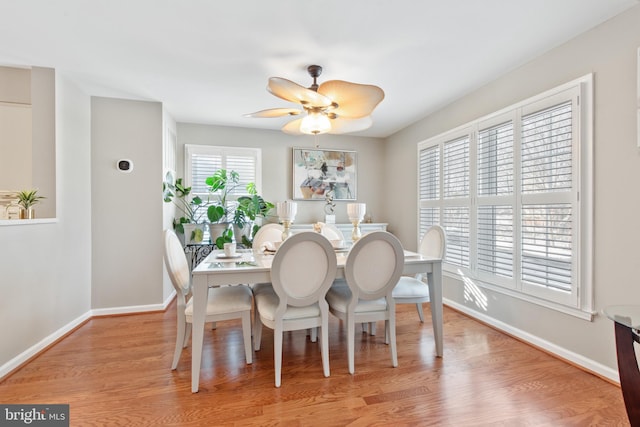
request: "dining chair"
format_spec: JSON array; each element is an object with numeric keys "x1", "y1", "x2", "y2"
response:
[
  {"x1": 250, "y1": 223, "x2": 283, "y2": 331},
  {"x1": 326, "y1": 231, "x2": 404, "y2": 374},
  {"x1": 392, "y1": 225, "x2": 446, "y2": 322},
  {"x1": 253, "y1": 231, "x2": 337, "y2": 387},
  {"x1": 252, "y1": 223, "x2": 283, "y2": 253},
  {"x1": 163, "y1": 229, "x2": 253, "y2": 370},
  {"x1": 320, "y1": 223, "x2": 343, "y2": 240}
]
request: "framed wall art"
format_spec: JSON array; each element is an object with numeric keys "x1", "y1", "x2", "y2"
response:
[{"x1": 292, "y1": 148, "x2": 357, "y2": 200}]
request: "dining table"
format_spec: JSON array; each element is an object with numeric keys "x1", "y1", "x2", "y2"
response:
[{"x1": 189, "y1": 247, "x2": 443, "y2": 393}]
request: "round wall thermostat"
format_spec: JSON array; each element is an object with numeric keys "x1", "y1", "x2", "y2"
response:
[{"x1": 116, "y1": 159, "x2": 133, "y2": 173}]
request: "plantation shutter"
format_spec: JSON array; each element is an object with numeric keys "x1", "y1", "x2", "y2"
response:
[
  {"x1": 442, "y1": 136, "x2": 470, "y2": 267},
  {"x1": 477, "y1": 121, "x2": 514, "y2": 279},
  {"x1": 520, "y1": 101, "x2": 573, "y2": 291}
]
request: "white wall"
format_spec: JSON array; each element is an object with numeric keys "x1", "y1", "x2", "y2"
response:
[
  {"x1": 176, "y1": 124, "x2": 388, "y2": 227},
  {"x1": 385, "y1": 5, "x2": 640, "y2": 377},
  {"x1": 0, "y1": 73, "x2": 91, "y2": 373},
  {"x1": 91, "y1": 97, "x2": 164, "y2": 310}
]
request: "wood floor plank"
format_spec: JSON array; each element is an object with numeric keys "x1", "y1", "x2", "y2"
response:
[{"x1": 0, "y1": 301, "x2": 629, "y2": 426}]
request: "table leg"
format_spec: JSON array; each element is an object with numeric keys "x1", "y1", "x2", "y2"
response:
[
  {"x1": 427, "y1": 261, "x2": 443, "y2": 357},
  {"x1": 191, "y1": 278, "x2": 208, "y2": 393},
  {"x1": 614, "y1": 322, "x2": 640, "y2": 426}
]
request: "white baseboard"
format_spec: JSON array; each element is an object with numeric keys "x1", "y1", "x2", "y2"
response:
[
  {"x1": 444, "y1": 298, "x2": 620, "y2": 384},
  {"x1": 91, "y1": 291, "x2": 176, "y2": 317},
  {"x1": 0, "y1": 292, "x2": 176, "y2": 380},
  {"x1": 0, "y1": 310, "x2": 92, "y2": 379}
]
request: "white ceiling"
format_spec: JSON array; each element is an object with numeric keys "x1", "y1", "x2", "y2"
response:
[{"x1": 0, "y1": 0, "x2": 637, "y2": 137}]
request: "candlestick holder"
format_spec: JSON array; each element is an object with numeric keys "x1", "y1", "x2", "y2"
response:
[
  {"x1": 347, "y1": 203, "x2": 366, "y2": 242},
  {"x1": 277, "y1": 201, "x2": 297, "y2": 241}
]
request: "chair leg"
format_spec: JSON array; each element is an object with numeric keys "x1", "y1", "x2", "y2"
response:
[
  {"x1": 310, "y1": 327, "x2": 318, "y2": 342},
  {"x1": 241, "y1": 311, "x2": 253, "y2": 364},
  {"x1": 348, "y1": 316, "x2": 356, "y2": 375},
  {"x1": 321, "y1": 320, "x2": 330, "y2": 378},
  {"x1": 416, "y1": 303, "x2": 425, "y2": 323},
  {"x1": 274, "y1": 326, "x2": 283, "y2": 387},
  {"x1": 370, "y1": 322, "x2": 377, "y2": 336},
  {"x1": 389, "y1": 313, "x2": 398, "y2": 368},
  {"x1": 172, "y1": 319, "x2": 187, "y2": 370},
  {"x1": 183, "y1": 323, "x2": 192, "y2": 348},
  {"x1": 210, "y1": 321, "x2": 217, "y2": 330},
  {"x1": 254, "y1": 315, "x2": 263, "y2": 351}
]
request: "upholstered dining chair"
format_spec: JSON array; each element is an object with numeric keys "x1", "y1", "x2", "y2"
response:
[
  {"x1": 392, "y1": 225, "x2": 446, "y2": 322},
  {"x1": 163, "y1": 229, "x2": 253, "y2": 370},
  {"x1": 326, "y1": 231, "x2": 404, "y2": 374},
  {"x1": 252, "y1": 223, "x2": 283, "y2": 253},
  {"x1": 250, "y1": 223, "x2": 283, "y2": 331},
  {"x1": 253, "y1": 232, "x2": 337, "y2": 387}
]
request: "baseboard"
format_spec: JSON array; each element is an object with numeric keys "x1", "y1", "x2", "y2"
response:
[
  {"x1": 0, "y1": 292, "x2": 176, "y2": 381},
  {"x1": 444, "y1": 298, "x2": 620, "y2": 384},
  {"x1": 0, "y1": 310, "x2": 92, "y2": 379},
  {"x1": 91, "y1": 291, "x2": 176, "y2": 317}
]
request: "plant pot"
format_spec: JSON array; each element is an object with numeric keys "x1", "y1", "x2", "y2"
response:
[
  {"x1": 209, "y1": 222, "x2": 233, "y2": 247},
  {"x1": 183, "y1": 223, "x2": 206, "y2": 244}
]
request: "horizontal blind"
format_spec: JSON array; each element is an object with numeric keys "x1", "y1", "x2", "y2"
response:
[
  {"x1": 521, "y1": 203, "x2": 572, "y2": 291},
  {"x1": 521, "y1": 102, "x2": 572, "y2": 194},
  {"x1": 419, "y1": 207, "x2": 440, "y2": 239},
  {"x1": 226, "y1": 155, "x2": 257, "y2": 197},
  {"x1": 443, "y1": 136, "x2": 469, "y2": 199},
  {"x1": 443, "y1": 206, "x2": 470, "y2": 267},
  {"x1": 478, "y1": 122, "x2": 513, "y2": 196},
  {"x1": 477, "y1": 205, "x2": 513, "y2": 278},
  {"x1": 191, "y1": 154, "x2": 222, "y2": 194},
  {"x1": 419, "y1": 145, "x2": 440, "y2": 200}
]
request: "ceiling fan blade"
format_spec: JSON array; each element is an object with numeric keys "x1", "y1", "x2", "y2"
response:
[
  {"x1": 243, "y1": 108, "x2": 302, "y2": 118},
  {"x1": 328, "y1": 116, "x2": 373, "y2": 134},
  {"x1": 268, "y1": 77, "x2": 333, "y2": 108},
  {"x1": 318, "y1": 80, "x2": 384, "y2": 118},
  {"x1": 281, "y1": 118, "x2": 304, "y2": 135}
]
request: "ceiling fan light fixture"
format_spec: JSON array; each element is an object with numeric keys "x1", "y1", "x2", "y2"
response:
[{"x1": 300, "y1": 111, "x2": 331, "y2": 135}]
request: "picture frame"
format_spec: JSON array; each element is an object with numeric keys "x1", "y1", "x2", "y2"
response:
[{"x1": 292, "y1": 148, "x2": 357, "y2": 200}]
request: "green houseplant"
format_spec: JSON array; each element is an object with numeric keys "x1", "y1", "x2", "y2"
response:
[
  {"x1": 163, "y1": 176, "x2": 207, "y2": 244},
  {"x1": 16, "y1": 189, "x2": 45, "y2": 219},
  {"x1": 205, "y1": 169, "x2": 241, "y2": 248},
  {"x1": 234, "y1": 182, "x2": 275, "y2": 247},
  {"x1": 205, "y1": 169, "x2": 274, "y2": 249}
]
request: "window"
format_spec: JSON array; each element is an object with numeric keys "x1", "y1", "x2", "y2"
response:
[
  {"x1": 418, "y1": 75, "x2": 593, "y2": 316},
  {"x1": 184, "y1": 145, "x2": 262, "y2": 240}
]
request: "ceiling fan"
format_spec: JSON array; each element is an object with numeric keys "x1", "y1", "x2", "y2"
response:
[{"x1": 244, "y1": 65, "x2": 384, "y2": 135}]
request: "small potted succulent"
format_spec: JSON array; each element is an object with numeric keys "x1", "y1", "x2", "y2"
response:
[{"x1": 16, "y1": 189, "x2": 45, "y2": 219}]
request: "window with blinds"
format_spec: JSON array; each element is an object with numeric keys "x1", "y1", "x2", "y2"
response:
[
  {"x1": 184, "y1": 145, "x2": 262, "y2": 241},
  {"x1": 417, "y1": 75, "x2": 592, "y2": 313}
]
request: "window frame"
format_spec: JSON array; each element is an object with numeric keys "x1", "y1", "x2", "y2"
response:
[{"x1": 417, "y1": 74, "x2": 593, "y2": 319}]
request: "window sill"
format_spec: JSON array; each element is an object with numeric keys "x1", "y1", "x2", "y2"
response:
[{"x1": 0, "y1": 218, "x2": 58, "y2": 226}]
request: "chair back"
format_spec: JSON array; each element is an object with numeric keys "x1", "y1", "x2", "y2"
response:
[
  {"x1": 345, "y1": 231, "x2": 404, "y2": 301},
  {"x1": 419, "y1": 225, "x2": 446, "y2": 259},
  {"x1": 321, "y1": 223, "x2": 343, "y2": 241},
  {"x1": 253, "y1": 223, "x2": 283, "y2": 251},
  {"x1": 271, "y1": 232, "x2": 337, "y2": 308},
  {"x1": 163, "y1": 229, "x2": 190, "y2": 296}
]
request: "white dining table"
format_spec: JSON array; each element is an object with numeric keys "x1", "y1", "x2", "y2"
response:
[{"x1": 190, "y1": 248, "x2": 443, "y2": 393}]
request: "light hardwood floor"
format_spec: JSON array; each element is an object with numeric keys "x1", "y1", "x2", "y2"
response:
[{"x1": 0, "y1": 301, "x2": 629, "y2": 426}]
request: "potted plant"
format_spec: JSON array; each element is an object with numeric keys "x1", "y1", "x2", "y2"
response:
[
  {"x1": 234, "y1": 182, "x2": 275, "y2": 247},
  {"x1": 16, "y1": 189, "x2": 45, "y2": 219},
  {"x1": 205, "y1": 169, "x2": 241, "y2": 248},
  {"x1": 163, "y1": 175, "x2": 207, "y2": 244}
]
